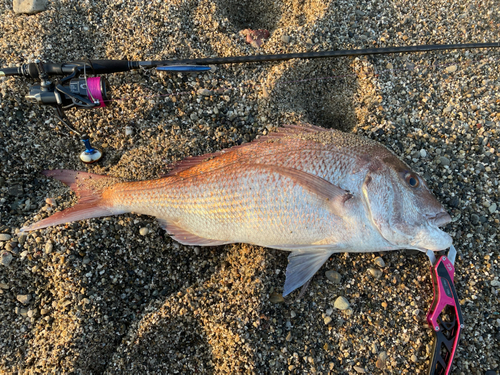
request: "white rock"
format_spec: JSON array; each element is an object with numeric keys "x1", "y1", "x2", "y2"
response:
[
  {"x1": 0, "y1": 234, "x2": 11, "y2": 241},
  {"x1": 445, "y1": 65, "x2": 457, "y2": 73},
  {"x1": 334, "y1": 296, "x2": 350, "y2": 310},
  {"x1": 13, "y1": 0, "x2": 48, "y2": 14},
  {"x1": 139, "y1": 227, "x2": 149, "y2": 236}
]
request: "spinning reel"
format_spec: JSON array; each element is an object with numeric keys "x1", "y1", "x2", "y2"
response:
[{"x1": 25, "y1": 59, "x2": 110, "y2": 163}]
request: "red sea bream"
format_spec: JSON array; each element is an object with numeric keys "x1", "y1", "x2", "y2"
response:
[{"x1": 22, "y1": 124, "x2": 452, "y2": 296}]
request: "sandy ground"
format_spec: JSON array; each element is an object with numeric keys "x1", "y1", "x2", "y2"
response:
[{"x1": 0, "y1": 0, "x2": 499, "y2": 374}]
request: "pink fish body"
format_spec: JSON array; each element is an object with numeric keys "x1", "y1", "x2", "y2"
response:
[{"x1": 22, "y1": 124, "x2": 452, "y2": 295}]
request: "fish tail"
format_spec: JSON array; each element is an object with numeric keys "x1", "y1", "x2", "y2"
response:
[{"x1": 20, "y1": 170, "x2": 124, "y2": 232}]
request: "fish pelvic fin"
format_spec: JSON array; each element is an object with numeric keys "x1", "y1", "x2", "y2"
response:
[
  {"x1": 157, "y1": 219, "x2": 234, "y2": 246},
  {"x1": 283, "y1": 249, "x2": 334, "y2": 297},
  {"x1": 20, "y1": 170, "x2": 124, "y2": 232}
]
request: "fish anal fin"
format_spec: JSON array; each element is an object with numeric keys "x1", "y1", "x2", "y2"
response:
[
  {"x1": 283, "y1": 249, "x2": 334, "y2": 297},
  {"x1": 157, "y1": 219, "x2": 233, "y2": 247}
]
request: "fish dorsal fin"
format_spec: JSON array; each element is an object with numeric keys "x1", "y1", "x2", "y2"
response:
[
  {"x1": 283, "y1": 249, "x2": 334, "y2": 296},
  {"x1": 164, "y1": 123, "x2": 328, "y2": 176},
  {"x1": 157, "y1": 219, "x2": 234, "y2": 247}
]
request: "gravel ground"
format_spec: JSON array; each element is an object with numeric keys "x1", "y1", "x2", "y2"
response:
[{"x1": 1, "y1": 0, "x2": 499, "y2": 374}]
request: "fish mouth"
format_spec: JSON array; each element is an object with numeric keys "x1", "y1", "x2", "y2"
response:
[{"x1": 426, "y1": 211, "x2": 451, "y2": 227}]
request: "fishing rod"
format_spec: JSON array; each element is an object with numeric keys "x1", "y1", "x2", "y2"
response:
[{"x1": 0, "y1": 41, "x2": 498, "y2": 163}]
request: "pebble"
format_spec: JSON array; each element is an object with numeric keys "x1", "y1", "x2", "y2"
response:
[
  {"x1": 411, "y1": 354, "x2": 418, "y2": 362},
  {"x1": 17, "y1": 294, "x2": 31, "y2": 305},
  {"x1": 373, "y1": 257, "x2": 385, "y2": 267},
  {"x1": 419, "y1": 149, "x2": 427, "y2": 158},
  {"x1": 286, "y1": 331, "x2": 292, "y2": 341},
  {"x1": 376, "y1": 351, "x2": 388, "y2": 369},
  {"x1": 197, "y1": 89, "x2": 212, "y2": 96},
  {"x1": 45, "y1": 198, "x2": 56, "y2": 206},
  {"x1": 324, "y1": 316, "x2": 332, "y2": 325},
  {"x1": 269, "y1": 292, "x2": 284, "y2": 304},
  {"x1": 439, "y1": 156, "x2": 451, "y2": 166},
  {"x1": 45, "y1": 242, "x2": 53, "y2": 254},
  {"x1": 471, "y1": 214, "x2": 480, "y2": 225},
  {"x1": 0, "y1": 233, "x2": 11, "y2": 241},
  {"x1": 445, "y1": 65, "x2": 458, "y2": 73},
  {"x1": 281, "y1": 35, "x2": 291, "y2": 43},
  {"x1": 488, "y1": 203, "x2": 497, "y2": 213},
  {"x1": 125, "y1": 126, "x2": 134, "y2": 136},
  {"x1": 491, "y1": 280, "x2": 500, "y2": 287},
  {"x1": 386, "y1": 62, "x2": 393, "y2": 70},
  {"x1": 139, "y1": 227, "x2": 149, "y2": 236},
  {"x1": 325, "y1": 270, "x2": 341, "y2": 284},
  {"x1": 354, "y1": 366, "x2": 366, "y2": 373},
  {"x1": 1, "y1": 251, "x2": 13, "y2": 267},
  {"x1": 334, "y1": 296, "x2": 350, "y2": 310},
  {"x1": 13, "y1": 0, "x2": 48, "y2": 14},
  {"x1": 368, "y1": 267, "x2": 382, "y2": 279}
]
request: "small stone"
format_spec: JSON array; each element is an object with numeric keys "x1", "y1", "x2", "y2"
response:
[
  {"x1": 0, "y1": 283, "x2": 8, "y2": 289},
  {"x1": 354, "y1": 366, "x2": 366, "y2": 373},
  {"x1": 1, "y1": 251, "x2": 13, "y2": 267},
  {"x1": 334, "y1": 296, "x2": 350, "y2": 310},
  {"x1": 381, "y1": 301, "x2": 388, "y2": 309},
  {"x1": 411, "y1": 354, "x2": 418, "y2": 362},
  {"x1": 470, "y1": 214, "x2": 480, "y2": 225},
  {"x1": 489, "y1": 203, "x2": 497, "y2": 213},
  {"x1": 190, "y1": 113, "x2": 199, "y2": 121},
  {"x1": 27, "y1": 309, "x2": 37, "y2": 318},
  {"x1": 445, "y1": 65, "x2": 457, "y2": 73},
  {"x1": 288, "y1": 365, "x2": 295, "y2": 371},
  {"x1": 324, "y1": 316, "x2": 332, "y2": 325},
  {"x1": 40, "y1": 308, "x2": 50, "y2": 315},
  {"x1": 374, "y1": 257, "x2": 385, "y2": 267},
  {"x1": 269, "y1": 292, "x2": 284, "y2": 304},
  {"x1": 45, "y1": 242, "x2": 53, "y2": 254},
  {"x1": 368, "y1": 268, "x2": 382, "y2": 279},
  {"x1": 286, "y1": 331, "x2": 292, "y2": 341},
  {"x1": 139, "y1": 227, "x2": 149, "y2": 236},
  {"x1": 281, "y1": 35, "x2": 291, "y2": 43},
  {"x1": 197, "y1": 89, "x2": 212, "y2": 96},
  {"x1": 376, "y1": 358, "x2": 386, "y2": 369},
  {"x1": 443, "y1": 106, "x2": 453, "y2": 114},
  {"x1": 45, "y1": 198, "x2": 56, "y2": 206},
  {"x1": 419, "y1": 149, "x2": 427, "y2": 158},
  {"x1": 491, "y1": 280, "x2": 500, "y2": 287},
  {"x1": 125, "y1": 126, "x2": 134, "y2": 136},
  {"x1": 325, "y1": 270, "x2": 341, "y2": 284},
  {"x1": 0, "y1": 234, "x2": 11, "y2": 241},
  {"x1": 439, "y1": 156, "x2": 450, "y2": 166},
  {"x1": 13, "y1": 0, "x2": 48, "y2": 14},
  {"x1": 17, "y1": 294, "x2": 31, "y2": 305},
  {"x1": 386, "y1": 62, "x2": 393, "y2": 70}
]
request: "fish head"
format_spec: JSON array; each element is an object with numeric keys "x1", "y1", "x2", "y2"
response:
[{"x1": 361, "y1": 153, "x2": 452, "y2": 251}]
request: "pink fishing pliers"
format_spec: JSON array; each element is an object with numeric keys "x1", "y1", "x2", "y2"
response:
[{"x1": 426, "y1": 245, "x2": 463, "y2": 375}]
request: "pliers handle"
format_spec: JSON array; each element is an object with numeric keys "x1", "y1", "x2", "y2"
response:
[{"x1": 426, "y1": 245, "x2": 463, "y2": 375}]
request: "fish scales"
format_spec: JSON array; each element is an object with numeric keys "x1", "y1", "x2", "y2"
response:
[{"x1": 21, "y1": 124, "x2": 452, "y2": 296}]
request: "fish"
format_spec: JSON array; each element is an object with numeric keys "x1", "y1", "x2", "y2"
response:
[{"x1": 21, "y1": 124, "x2": 452, "y2": 296}]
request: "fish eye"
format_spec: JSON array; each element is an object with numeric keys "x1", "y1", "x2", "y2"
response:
[{"x1": 405, "y1": 173, "x2": 420, "y2": 188}]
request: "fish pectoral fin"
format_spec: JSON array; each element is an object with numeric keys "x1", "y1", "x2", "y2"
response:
[
  {"x1": 157, "y1": 219, "x2": 233, "y2": 247},
  {"x1": 265, "y1": 165, "x2": 353, "y2": 216},
  {"x1": 283, "y1": 249, "x2": 334, "y2": 297}
]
